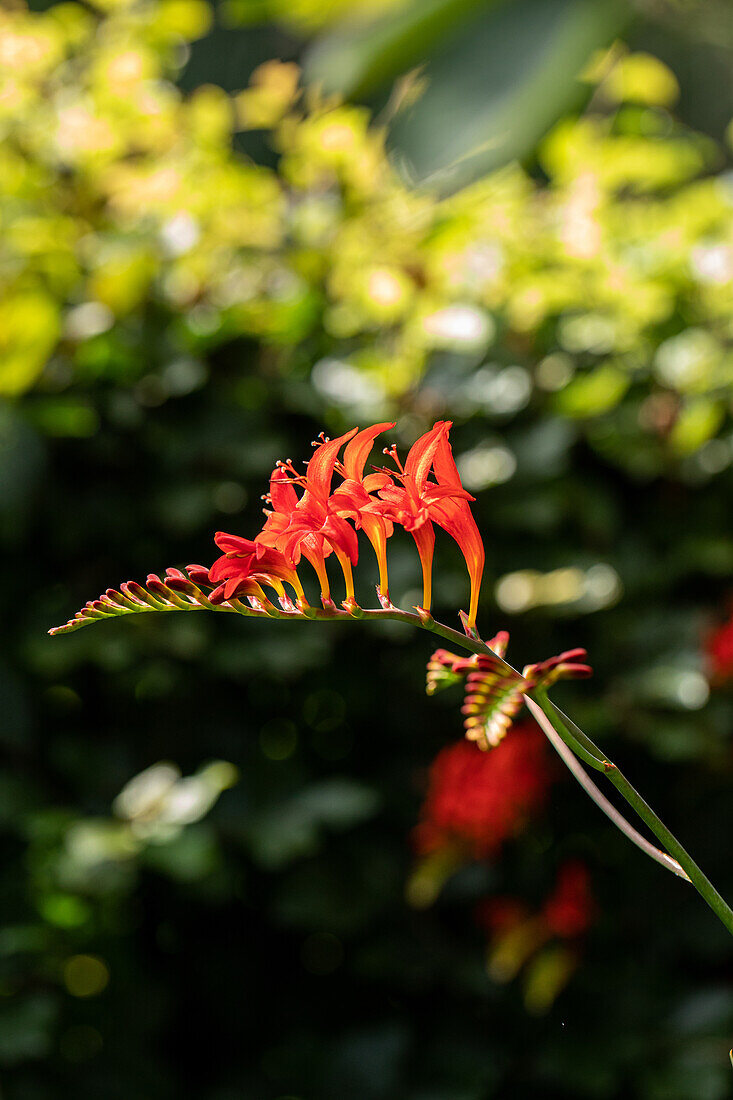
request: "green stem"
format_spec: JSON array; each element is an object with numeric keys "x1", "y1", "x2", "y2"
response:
[
  {"x1": 523, "y1": 695, "x2": 691, "y2": 882},
  {"x1": 527, "y1": 690, "x2": 733, "y2": 935},
  {"x1": 603, "y1": 762, "x2": 733, "y2": 935}
]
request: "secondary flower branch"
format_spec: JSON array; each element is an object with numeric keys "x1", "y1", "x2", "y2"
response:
[{"x1": 49, "y1": 421, "x2": 733, "y2": 937}]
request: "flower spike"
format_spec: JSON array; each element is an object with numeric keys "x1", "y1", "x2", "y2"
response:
[
  {"x1": 50, "y1": 421, "x2": 489, "y2": 639},
  {"x1": 50, "y1": 429, "x2": 733, "y2": 938}
]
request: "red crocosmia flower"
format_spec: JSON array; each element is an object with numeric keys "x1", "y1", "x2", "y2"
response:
[
  {"x1": 541, "y1": 861, "x2": 595, "y2": 939},
  {"x1": 413, "y1": 721, "x2": 551, "y2": 861},
  {"x1": 257, "y1": 428, "x2": 359, "y2": 603},
  {"x1": 330, "y1": 422, "x2": 396, "y2": 600},
  {"x1": 704, "y1": 610, "x2": 733, "y2": 682},
  {"x1": 256, "y1": 468, "x2": 333, "y2": 603},
  {"x1": 199, "y1": 420, "x2": 486, "y2": 620},
  {"x1": 377, "y1": 421, "x2": 483, "y2": 625},
  {"x1": 429, "y1": 429, "x2": 485, "y2": 630},
  {"x1": 208, "y1": 534, "x2": 305, "y2": 604}
]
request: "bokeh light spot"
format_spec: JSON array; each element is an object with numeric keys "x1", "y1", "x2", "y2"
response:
[
  {"x1": 260, "y1": 719, "x2": 298, "y2": 761},
  {"x1": 63, "y1": 955, "x2": 110, "y2": 998}
]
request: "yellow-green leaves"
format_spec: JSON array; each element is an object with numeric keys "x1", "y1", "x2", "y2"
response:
[{"x1": 0, "y1": 293, "x2": 60, "y2": 397}]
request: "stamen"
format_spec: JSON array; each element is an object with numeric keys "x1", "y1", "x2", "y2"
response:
[
  {"x1": 274, "y1": 458, "x2": 307, "y2": 485},
  {"x1": 382, "y1": 443, "x2": 405, "y2": 475}
]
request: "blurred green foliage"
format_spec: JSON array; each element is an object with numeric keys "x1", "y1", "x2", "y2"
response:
[{"x1": 2, "y1": 0, "x2": 733, "y2": 1096}]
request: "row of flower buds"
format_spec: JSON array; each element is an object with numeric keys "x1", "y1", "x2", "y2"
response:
[{"x1": 426, "y1": 631, "x2": 592, "y2": 751}]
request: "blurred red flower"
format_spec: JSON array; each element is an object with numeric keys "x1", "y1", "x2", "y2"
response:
[
  {"x1": 704, "y1": 612, "x2": 733, "y2": 682},
  {"x1": 542, "y1": 860, "x2": 595, "y2": 939},
  {"x1": 413, "y1": 721, "x2": 551, "y2": 860},
  {"x1": 472, "y1": 859, "x2": 595, "y2": 1005}
]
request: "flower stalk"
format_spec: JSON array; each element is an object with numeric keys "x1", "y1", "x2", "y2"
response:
[{"x1": 49, "y1": 420, "x2": 733, "y2": 939}]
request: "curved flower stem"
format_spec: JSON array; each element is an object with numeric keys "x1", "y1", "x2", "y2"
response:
[
  {"x1": 528, "y1": 691, "x2": 733, "y2": 935},
  {"x1": 602, "y1": 762, "x2": 733, "y2": 935},
  {"x1": 523, "y1": 696, "x2": 690, "y2": 881}
]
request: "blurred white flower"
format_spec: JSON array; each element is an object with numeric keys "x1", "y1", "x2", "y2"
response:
[{"x1": 160, "y1": 212, "x2": 200, "y2": 257}]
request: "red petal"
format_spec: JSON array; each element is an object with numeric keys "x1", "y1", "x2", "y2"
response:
[
  {"x1": 329, "y1": 481, "x2": 368, "y2": 517},
  {"x1": 342, "y1": 422, "x2": 395, "y2": 480},
  {"x1": 428, "y1": 495, "x2": 485, "y2": 629},
  {"x1": 323, "y1": 514, "x2": 360, "y2": 565},
  {"x1": 404, "y1": 421, "x2": 451, "y2": 489},
  {"x1": 214, "y1": 532, "x2": 258, "y2": 556},
  {"x1": 361, "y1": 472, "x2": 392, "y2": 493},
  {"x1": 305, "y1": 428, "x2": 358, "y2": 502},
  {"x1": 432, "y1": 426, "x2": 463, "y2": 490},
  {"x1": 269, "y1": 469, "x2": 299, "y2": 513},
  {"x1": 209, "y1": 553, "x2": 251, "y2": 584}
]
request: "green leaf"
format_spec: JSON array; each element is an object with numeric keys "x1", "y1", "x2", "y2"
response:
[
  {"x1": 554, "y1": 362, "x2": 630, "y2": 418},
  {"x1": 306, "y1": 0, "x2": 629, "y2": 192},
  {"x1": 669, "y1": 398, "x2": 725, "y2": 455},
  {"x1": 0, "y1": 293, "x2": 60, "y2": 397},
  {"x1": 304, "y1": 0, "x2": 494, "y2": 99}
]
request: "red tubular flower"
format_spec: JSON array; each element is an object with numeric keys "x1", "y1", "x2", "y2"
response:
[
  {"x1": 413, "y1": 722, "x2": 551, "y2": 860},
  {"x1": 208, "y1": 534, "x2": 305, "y2": 604},
  {"x1": 376, "y1": 421, "x2": 483, "y2": 625},
  {"x1": 257, "y1": 428, "x2": 359, "y2": 604},
  {"x1": 256, "y1": 468, "x2": 332, "y2": 602},
  {"x1": 430, "y1": 429, "x2": 485, "y2": 630},
  {"x1": 330, "y1": 422, "x2": 396, "y2": 600},
  {"x1": 376, "y1": 422, "x2": 446, "y2": 612}
]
